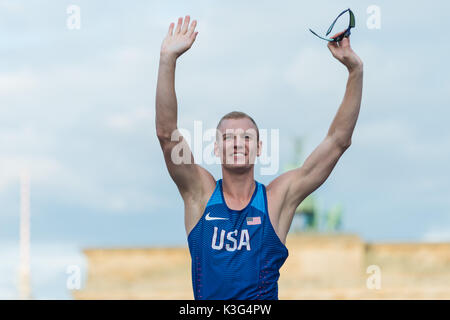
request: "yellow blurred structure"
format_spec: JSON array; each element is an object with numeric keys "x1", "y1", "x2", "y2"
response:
[{"x1": 73, "y1": 233, "x2": 450, "y2": 299}]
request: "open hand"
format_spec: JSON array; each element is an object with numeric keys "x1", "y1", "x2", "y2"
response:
[
  {"x1": 161, "y1": 15, "x2": 198, "y2": 59},
  {"x1": 327, "y1": 31, "x2": 363, "y2": 72}
]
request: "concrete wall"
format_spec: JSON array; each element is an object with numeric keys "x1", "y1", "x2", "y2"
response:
[{"x1": 73, "y1": 233, "x2": 450, "y2": 299}]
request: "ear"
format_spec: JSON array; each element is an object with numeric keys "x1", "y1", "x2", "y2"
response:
[
  {"x1": 214, "y1": 140, "x2": 219, "y2": 157},
  {"x1": 257, "y1": 139, "x2": 263, "y2": 157}
]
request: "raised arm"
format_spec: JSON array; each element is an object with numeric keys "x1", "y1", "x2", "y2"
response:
[
  {"x1": 267, "y1": 31, "x2": 363, "y2": 241},
  {"x1": 156, "y1": 15, "x2": 214, "y2": 207}
]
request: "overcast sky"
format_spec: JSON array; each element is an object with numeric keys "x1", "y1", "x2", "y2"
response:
[{"x1": 1, "y1": 0, "x2": 449, "y2": 298}]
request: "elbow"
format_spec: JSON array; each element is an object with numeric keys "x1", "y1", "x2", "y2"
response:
[
  {"x1": 340, "y1": 138, "x2": 352, "y2": 149},
  {"x1": 339, "y1": 140, "x2": 352, "y2": 150},
  {"x1": 331, "y1": 135, "x2": 352, "y2": 150},
  {"x1": 156, "y1": 128, "x2": 172, "y2": 142},
  {"x1": 156, "y1": 125, "x2": 178, "y2": 143}
]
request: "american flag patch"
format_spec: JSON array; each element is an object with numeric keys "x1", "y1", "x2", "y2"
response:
[{"x1": 246, "y1": 216, "x2": 261, "y2": 225}]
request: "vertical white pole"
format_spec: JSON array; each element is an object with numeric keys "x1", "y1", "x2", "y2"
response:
[{"x1": 19, "y1": 169, "x2": 31, "y2": 300}]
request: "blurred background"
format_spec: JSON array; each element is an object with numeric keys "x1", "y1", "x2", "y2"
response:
[{"x1": 1, "y1": 0, "x2": 449, "y2": 299}]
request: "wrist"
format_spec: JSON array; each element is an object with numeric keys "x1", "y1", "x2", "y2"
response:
[
  {"x1": 160, "y1": 52, "x2": 178, "y2": 65},
  {"x1": 347, "y1": 63, "x2": 363, "y2": 75}
]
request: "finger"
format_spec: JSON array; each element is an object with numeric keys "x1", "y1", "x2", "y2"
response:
[
  {"x1": 327, "y1": 41, "x2": 338, "y2": 51},
  {"x1": 175, "y1": 17, "x2": 183, "y2": 34},
  {"x1": 190, "y1": 31, "x2": 198, "y2": 42},
  {"x1": 186, "y1": 19, "x2": 197, "y2": 37},
  {"x1": 181, "y1": 15, "x2": 190, "y2": 34},
  {"x1": 327, "y1": 41, "x2": 338, "y2": 56},
  {"x1": 329, "y1": 30, "x2": 345, "y2": 39},
  {"x1": 167, "y1": 22, "x2": 174, "y2": 37}
]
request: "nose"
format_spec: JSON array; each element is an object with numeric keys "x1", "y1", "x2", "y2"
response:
[{"x1": 233, "y1": 135, "x2": 245, "y2": 150}]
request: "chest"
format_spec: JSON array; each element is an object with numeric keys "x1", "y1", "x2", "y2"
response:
[{"x1": 202, "y1": 207, "x2": 264, "y2": 252}]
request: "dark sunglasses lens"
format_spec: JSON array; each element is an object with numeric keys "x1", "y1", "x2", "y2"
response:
[{"x1": 349, "y1": 10, "x2": 355, "y2": 27}]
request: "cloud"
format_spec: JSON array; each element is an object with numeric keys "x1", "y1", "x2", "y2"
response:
[
  {"x1": 0, "y1": 0, "x2": 24, "y2": 13},
  {"x1": 421, "y1": 228, "x2": 450, "y2": 243},
  {"x1": 0, "y1": 70, "x2": 37, "y2": 96},
  {"x1": 0, "y1": 153, "x2": 166, "y2": 215},
  {"x1": 0, "y1": 242, "x2": 86, "y2": 299},
  {"x1": 0, "y1": 155, "x2": 63, "y2": 193},
  {"x1": 0, "y1": 126, "x2": 54, "y2": 153},
  {"x1": 353, "y1": 119, "x2": 413, "y2": 147},
  {"x1": 354, "y1": 118, "x2": 450, "y2": 162},
  {"x1": 107, "y1": 47, "x2": 146, "y2": 65},
  {"x1": 105, "y1": 106, "x2": 154, "y2": 132},
  {"x1": 284, "y1": 46, "x2": 347, "y2": 95}
]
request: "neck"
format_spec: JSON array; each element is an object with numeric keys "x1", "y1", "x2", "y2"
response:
[{"x1": 221, "y1": 167, "x2": 255, "y2": 201}]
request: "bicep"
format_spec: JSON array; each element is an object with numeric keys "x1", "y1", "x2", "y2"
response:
[
  {"x1": 286, "y1": 135, "x2": 348, "y2": 208},
  {"x1": 267, "y1": 136, "x2": 348, "y2": 241}
]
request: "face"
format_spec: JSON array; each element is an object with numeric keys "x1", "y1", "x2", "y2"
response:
[{"x1": 214, "y1": 118, "x2": 262, "y2": 170}]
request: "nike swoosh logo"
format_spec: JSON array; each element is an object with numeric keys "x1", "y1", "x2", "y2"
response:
[{"x1": 205, "y1": 212, "x2": 228, "y2": 221}]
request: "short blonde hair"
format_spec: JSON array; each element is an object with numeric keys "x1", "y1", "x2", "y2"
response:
[{"x1": 216, "y1": 111, "x2": 259, "y2": 141}]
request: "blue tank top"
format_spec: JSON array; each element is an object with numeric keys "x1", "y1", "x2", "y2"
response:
[{"x1": 187, "y1": 179, "x2": 289, "y2": 300}]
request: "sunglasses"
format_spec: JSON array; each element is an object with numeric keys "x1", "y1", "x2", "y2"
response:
[{"x1": 309, "y1": 8, "x2": 355, "y2": 42}]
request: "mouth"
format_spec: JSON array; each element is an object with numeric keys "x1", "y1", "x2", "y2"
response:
[{"x1": 232, "y1": 152, "x2": 246, "y2": 157}]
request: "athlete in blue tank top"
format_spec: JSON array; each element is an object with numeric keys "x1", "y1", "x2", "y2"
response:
[
  {"x1": 156, "y1": 16, "x2": 363, "y2": 300},
  {"x1": 188, "y1": 179, "x2": 288, "y2": 299}
]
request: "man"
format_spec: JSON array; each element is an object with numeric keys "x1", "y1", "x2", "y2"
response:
[{"x1": 155, "y1": 15, "x2": 363, "y2": 300}]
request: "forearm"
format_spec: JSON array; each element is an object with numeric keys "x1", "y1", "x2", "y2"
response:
[
  {"x1": 327, "y1": 66, "x2": 363, "y2": 147},
  {"x1": 156, "y1": 53, "x2": 178, "y2": 138}
]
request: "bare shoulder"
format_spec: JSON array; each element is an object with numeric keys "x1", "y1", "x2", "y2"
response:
[
  {"x1": 182, "y1": 164, "x2": 216, "y2": 202},
  {"x1": 266, "y1": 170, "x2": 298, "y2": 215}
]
